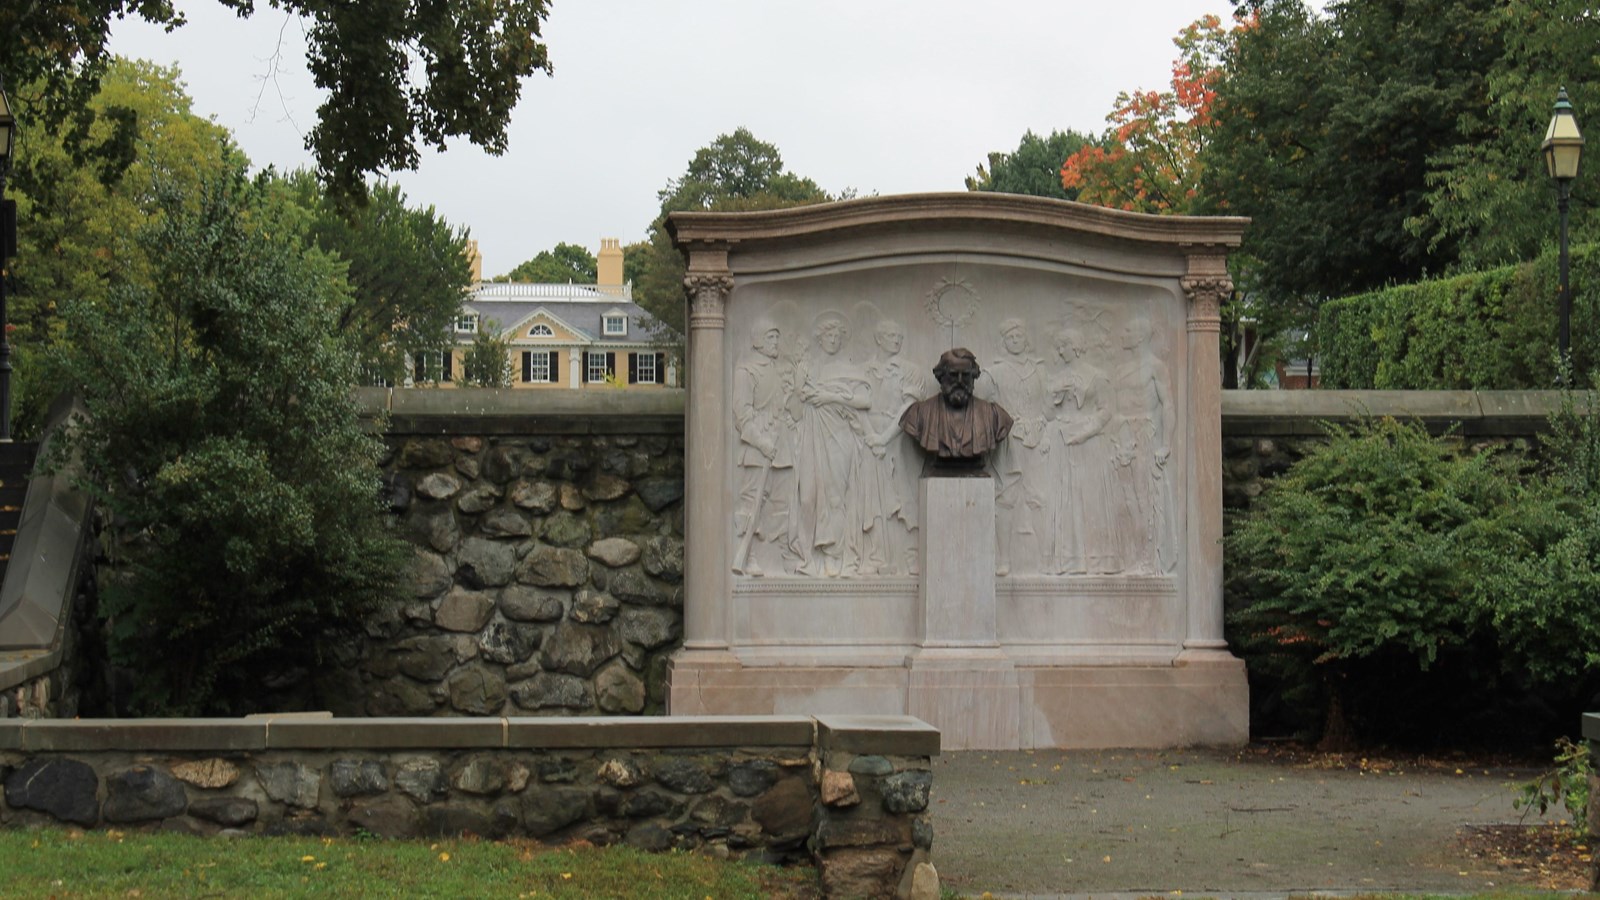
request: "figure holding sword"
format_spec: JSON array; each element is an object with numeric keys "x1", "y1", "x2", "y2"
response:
[{"x1": 732, "y1": 319, "x2": 797, "y2": 576}]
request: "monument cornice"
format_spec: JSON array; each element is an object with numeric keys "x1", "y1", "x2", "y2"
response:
[{"x1": 668, "y1": 192, "x2": 1249, "y2": 252}]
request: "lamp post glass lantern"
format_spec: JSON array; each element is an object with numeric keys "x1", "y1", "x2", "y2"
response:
[{"x1": 1545, "y1": 87, "x2": 1585, "y2": 382}]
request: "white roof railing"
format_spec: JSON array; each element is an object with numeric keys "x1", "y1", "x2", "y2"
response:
[{"x1": 471, "y1": 282, "x2": 633, "y2": 302}]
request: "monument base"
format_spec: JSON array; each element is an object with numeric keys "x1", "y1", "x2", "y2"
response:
[
  {"x1": 906, "y1": 649, "x2": 1019, "y2": 750},
  {"x1": 666, "y1": 655, "x2": 1248, "y2": 749}
]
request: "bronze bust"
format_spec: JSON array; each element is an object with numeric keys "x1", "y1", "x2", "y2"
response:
[{"x1": 899, "y1": 348, "x2": 1013, "y2": 473}]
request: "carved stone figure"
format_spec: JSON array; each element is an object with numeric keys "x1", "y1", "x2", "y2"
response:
[
  {"x1": 790, "y1": 312, "x2": 872, "y2": 577},
  {"x1": 860, "y1": 320, "x2": 923, "y2": 575},
  {"x1": 1046, "y1": 325, "x2": 1123, "y2": 575},
  {"x1": 899, "y1": 348, "x2": 1014, "y2": 471},
  {"x1": 1111, "y1": 311, "x2": 1178, "y2": 574},
  {"x1": 984, "y1": 318, "x2": 1050, "y2": 575},
  {"x1": 731, "y1": 318, "x2": 797, "y2": 576}
]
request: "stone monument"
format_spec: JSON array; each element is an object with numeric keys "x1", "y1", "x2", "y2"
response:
[{"x1": 666, "y1": 193, "x2": 1249, "y2": 749}]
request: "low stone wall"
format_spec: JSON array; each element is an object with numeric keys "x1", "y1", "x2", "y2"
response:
[
  {"x1": 336, "y1": 390, "x2": 687, "y2": 719},
  {"x1": 0, "y1": 713, "x2": 939, "y2": 899}
]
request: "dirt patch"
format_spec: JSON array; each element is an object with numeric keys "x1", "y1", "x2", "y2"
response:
[{"x1": 1458, "y1": 822, "x2": 1595, "y2": 892}]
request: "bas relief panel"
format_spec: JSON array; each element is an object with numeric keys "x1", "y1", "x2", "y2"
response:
[{"x1": 727, "y1": 265, "x2": 1183, "y2": 582}]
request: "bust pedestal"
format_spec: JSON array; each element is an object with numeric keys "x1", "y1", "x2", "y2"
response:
[{"x1": 906, "y1": 474, "x2": 1019, "y2": 749}]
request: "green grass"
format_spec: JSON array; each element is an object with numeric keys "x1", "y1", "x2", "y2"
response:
[{"x1": 0, "y1": 827, "x2": 817, "y2": 898}]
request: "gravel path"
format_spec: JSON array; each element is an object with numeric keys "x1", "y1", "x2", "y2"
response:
[{"x1": 931, "y1": 747, "x2": 1563, "y2": 898}]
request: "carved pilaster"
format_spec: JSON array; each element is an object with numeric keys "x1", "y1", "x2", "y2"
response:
[
  {"x1": 1180, "y1": 248, "x2": 1230, "y2": 655},
  {"x1": 675, "y1": 253, "x2": 735, "y2": 676}
]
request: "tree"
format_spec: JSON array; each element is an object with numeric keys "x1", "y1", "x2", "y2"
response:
[
  {"x1": 1060, "y1": 16, "x2": 1230, "y2": 215},
  {"x1": 266, "y1": 171, "x2": 472, "y2": 384},
  {"x1": 1, "y1": 0, "x2": 553, "y2": 197},
  {"x1": 459, "y1": 324, "x2": 514, "y2": 387},
  {"x1": 6, "y1": 57, "x2": 242, "y2": 435},
  {"x1": 495, "y1": 242, "x2": 597, "y2": 283},
  {"x1": 1205, "y1": 0, "x2": 1504, "y2": 302},
  {"x1": 965, "y1": 129, "x2": 1096, "y2": 200},
  {"x1": 55, "y1": 171, "x2": 407, "y2": 714},
  {"x1": 1408, "y1": 0, "x2": 1600, "y2": 269},
  {"x1": 634, "y1": 128, "x2": 836, "y2": 338}
]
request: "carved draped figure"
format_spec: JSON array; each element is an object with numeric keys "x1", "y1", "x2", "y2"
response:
[
  {"x1": 1046, "y1": 360, "x2": 1123, "y2": 575},
  {"x1": 1111, "y1": 354, "x2": 1178, "y2": 575},
  {"x1": 790, "y1": 355, "x2": 872, "y2": 577},
  {"x1": 984, "y1": 354, "x2": 1051, "y2": 573},
  {"x1": 858, "y1": 356, "x2": 922, "y2": 575}
]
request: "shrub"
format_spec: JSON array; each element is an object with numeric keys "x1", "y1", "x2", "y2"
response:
[
  {"x1": 54, "y1": 172, "x2": 407, "y2": 714},
  {"x1": 1319, "y1": 245, "x2": 1599, "y2": 389},
  {"x1": 1226, "y1": 417, "x2": 1532, "y2": 747}
]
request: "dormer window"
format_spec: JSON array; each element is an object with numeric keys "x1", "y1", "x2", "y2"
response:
[
  {"x1": 602, "y1": 314, "x2": 627, "y2": 337},
  {"x1": 529, "y1": 323, "x2": 554, "y2": 337},
  {"x1": 455, "y1": 313, "x2": 478, "y2": 334}
]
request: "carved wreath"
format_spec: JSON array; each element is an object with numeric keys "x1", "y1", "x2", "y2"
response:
[{"x1": 923, "y1": 278, "x2": 980, "y2": 330}]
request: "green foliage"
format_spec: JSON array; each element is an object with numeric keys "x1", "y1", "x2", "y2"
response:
[
  {"x1": 965, "y1": 129, "x2": 1095, "y2": 200},
  {"x1": 1479, "y1": 380, "x2": 1600, "y2": 683},
  {"x1": 1206, "y1": 0, "x2": 1503, "y2": 303},
  {"x1": 1228, "y1": 417, "x2": 1525, "y2": 674},
  {"x1": 1515, "y1": 736, "x2": 1592, "y2": 836},
  {"x1": 496, "y1": 241, "x2": 598, "y2": 283},
  {"x1": 1318, "y1": 245, "x2": 1596, "y2": 389},
  {"x1": 265, "y1": 171, "x2": 473, "y2": 385},
  {"x1": 633, "y1": 128, "x2": 837, "y2": 340},
  {"x1": 6, "y1": 58, "x2": 242, "y2": 436},
  {"x1": 54, "y1": 172, "x2": 406, "y2": 714},
  {"x1": 2, "y1": 0, "x2": 552, "y2": 198},
  {"x1": 1410, "y1": 1, "x2": 1600, "y2": 270},
  {"x1": 459, "y1": 323, "x2": 513, "y2": 388}
]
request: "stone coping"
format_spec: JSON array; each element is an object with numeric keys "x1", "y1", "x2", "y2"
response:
[
  {"x1": 357, "y1": 387, "x2": 686, "y2": 436},
  {"x1": 0, "y1": 394, "x2": 94, "y2": 666},
  {"x1": 667, "y1": 192, "x2": 1249, "y2": 252},
  {"x1": 350, "y1": 387, "x2": 1571, "y2": 439},
  {"x1": 0, "y1": 715, "x2": 940, "y2": 756},
  {"x1": 1221, "y1": 389, "x2": 1571, "y2": 436}
]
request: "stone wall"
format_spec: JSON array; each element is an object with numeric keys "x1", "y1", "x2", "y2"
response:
[
  {"x1": 343, "y1": 390, "x2": 688, "y2": 720},
  {"x1": 0, "y1": 714, "x2": 939, "y2": 899},
  {"x1": 0, "y1": 396, "x2": 101, "y2": 720},
  {"x1": 1220, "y1": 390, "x2": 1557, "y2": 511},
  {"x1": 337, "y1": 388, "x2": 1566, "y2": 723}
]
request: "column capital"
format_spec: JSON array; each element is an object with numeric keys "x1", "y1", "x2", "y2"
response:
[
  {"x1": 684, "y1": 273, "x2": 733, "y2": 329},
  {"x1": 1181, "y1": 247, "x2": 1232, "y2": 317}
]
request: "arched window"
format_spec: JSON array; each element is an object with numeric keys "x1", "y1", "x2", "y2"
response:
[{"x1": 529, "y1": 323, "x2": 554, "y2": 337}]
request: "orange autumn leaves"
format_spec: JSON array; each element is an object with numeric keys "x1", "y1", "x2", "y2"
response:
[{"x1": 1061, "y1": 13, "x2": 1252, "y2": 214}]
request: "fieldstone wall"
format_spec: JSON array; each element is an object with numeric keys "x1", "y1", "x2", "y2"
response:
[
  {"x1": 332, "y1": 389, "x2": 1565, "y2": 723},
  {"x1": 0, "y1": 714, "x2": 940, "y2": 899},
  {"x1": 345, "y1": 404, "x2": 686, "y2": 719}
]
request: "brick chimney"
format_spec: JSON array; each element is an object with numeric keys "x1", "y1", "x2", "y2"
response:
[
  {"x1": 597, "y1": 237, "x2": 623, "y2": 288},
  {"x1": 464, "y1": 239, "x2": 483, "y2": 283}
]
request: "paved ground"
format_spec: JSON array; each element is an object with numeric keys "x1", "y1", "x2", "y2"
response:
[{"x1": 931, "y1": 746, "x2": 1570, "y2": 898}]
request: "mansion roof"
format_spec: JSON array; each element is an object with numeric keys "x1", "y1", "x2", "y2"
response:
[{"x1": 463, "y1": 282, "x2": 660, "y2": 345}]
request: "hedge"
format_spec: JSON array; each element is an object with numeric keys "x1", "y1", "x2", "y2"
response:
[{"x1": 1319, "y1": 245, "x2": 1600, "y2": 389}]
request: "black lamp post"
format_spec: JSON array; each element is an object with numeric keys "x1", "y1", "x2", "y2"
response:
[
  {"x1": 1544, "y1": 86, "x2": 1585, "y2": 384},
  {"x1": 0, "y1": 74, "x2": 15, "y2": 440}
]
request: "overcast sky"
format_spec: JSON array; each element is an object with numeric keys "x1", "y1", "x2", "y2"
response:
[{"x1": 111, "y1": 1, "x2": 1246, "y2": 279}]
